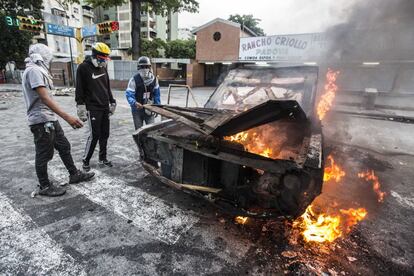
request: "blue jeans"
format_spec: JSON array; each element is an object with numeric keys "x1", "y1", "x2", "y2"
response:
[{"x1": 132, "y1": 109, "x2": 154, "y2": 130}]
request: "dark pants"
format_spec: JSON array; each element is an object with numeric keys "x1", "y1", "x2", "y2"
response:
[
  {"x1": 132, "y1": 109, "x2": 154, "y2": 130},
  {"x1": 30, "y1": 121, "x2": 77, "y2": 188},
  {"x1": 83, "y1": 109, "x2": 110, "y2": 162}
]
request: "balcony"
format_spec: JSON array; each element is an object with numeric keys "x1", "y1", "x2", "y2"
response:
[
  {"x1": 82, "y1": 9, "x2": 94, "y2": 18},
  {"x1": 141, "y1": 26, "x2": 156, "y2": 34},
  {"x1": 141, "y1": 14, "x2": 155, "y2": 23}
]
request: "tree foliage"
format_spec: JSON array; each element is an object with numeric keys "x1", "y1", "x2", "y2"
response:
[
  {"x1": 165, "y1": 39, "x2": 195, "y2": 59},
  {"x1": 0, "y1": 0, "x2": 43, "y2": 69},
  {"x1": 128, "y1": 38, "x2": 196, "y2": 59},
  {"x1": 228, "y1": 14, "x2": 265, "y2": 36},
  {"x1": 140, "y1": 38, "x2": 166, "y2": 57}
]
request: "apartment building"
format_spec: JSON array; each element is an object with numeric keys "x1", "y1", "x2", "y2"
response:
[
  {"x1": 41, "y1": 0, "x2": 96, "y2": 58},
  {"x1": 95, "y1": 4, "x2": 178, "y2": 58}
]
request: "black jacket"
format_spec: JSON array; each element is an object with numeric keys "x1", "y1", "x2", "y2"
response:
[{"x1": 75, "y1": 57, "x2": 115, "y2": 110}]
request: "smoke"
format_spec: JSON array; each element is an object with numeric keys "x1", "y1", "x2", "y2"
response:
[{"x1": 326, "y1": 0, "x2": 414, "y2": 61}]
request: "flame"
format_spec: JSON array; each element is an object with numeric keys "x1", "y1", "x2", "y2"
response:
[
  {"x1": 293, "y1": 205, "x2": 367, "y2": 243},
  {"x1": 358, "y1": 170, "x2": 386, "y2": 202},
  {"x1": 323, "y1": 155, "x2": 346, "y2": 182},
  {"x1": 294, "y1": 205, "x2": 342, "y2": 243},
  {"x1": 317, "y1": 69, "x2": 340, "y2": 120},
  {"x1": 340, "y1": 208, "x2": 368, "y2": 233},
  {"x1": 235, "y1": 216, "x2": 249, "y2": 224},
  {"x1": 224, "y1": 129, "x2": 275, "y2": 159}
]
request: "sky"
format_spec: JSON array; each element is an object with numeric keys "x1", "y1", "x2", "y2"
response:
[{"x1": 179, "y1": 0, "x2": 358, "y2": 35}]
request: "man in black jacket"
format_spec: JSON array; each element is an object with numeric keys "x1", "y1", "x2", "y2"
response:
[{"x1": 75, "y1": 43, "x2": 116, "y2": 171}]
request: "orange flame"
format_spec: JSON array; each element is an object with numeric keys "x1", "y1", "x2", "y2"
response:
[
  {"x1": 293, "y1": 205, "x2": 342, "y2": 243},
  {"x1": 317, "y1": 69, "x2": 340, "y2": 120},
  {"x1": 323, "y1": 155, "x2": 346, "y2": 182},
  {"x1": 293, "y1": 205, "x2": 367, "y2": 243},
  {"x1": 235, "y1": 216, "x2": 249, "y2": 224},
  {"x1": 358, "y1": 170, "x2": 386, "y2": 202},
  {"x1": 224, "y1": 130, "x2": 275, "y2": 159},
  {"x1": 340, "y1": 208, "x2": 368, "y2": 233}
]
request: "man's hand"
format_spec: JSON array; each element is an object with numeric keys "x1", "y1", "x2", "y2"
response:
[
  {"x1": 135, "y1": 102, "x2": 143, "y2": 109},
  {"x1": 65, "y1": 115, "x2": 83, "y2": 129},
  {"x1": 36, "y1": 86, "x2": 84, "y2": 128},
  {"x1": 109, "y1": 102, "x2": 117, "y2": 116},
  {"x1": 77, "y1": 105, "x2": 87, "y2": 122}
]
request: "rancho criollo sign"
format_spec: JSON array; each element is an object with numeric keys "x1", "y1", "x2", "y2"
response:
[{"x1": 239, "y1": 33, "x2": 328, "y2": 62}]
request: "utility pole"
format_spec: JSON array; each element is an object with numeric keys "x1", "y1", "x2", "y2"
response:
[{"x1": 65, "y1": 14, "x2": 76, "y2": 85}]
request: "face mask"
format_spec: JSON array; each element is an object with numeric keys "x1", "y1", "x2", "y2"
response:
[
  {"x1": 138, "y1": 68, "x2": 150, "y2": 78},
  {"x1": 29, "y1": 44, "x2": 53, "y2": 69},
  {"x1": 92, "y1": 54, "x2": 109, "y2": 68}
]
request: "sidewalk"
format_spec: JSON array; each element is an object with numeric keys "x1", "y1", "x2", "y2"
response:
[{"x1": 0, "y1": 83, "x2": 23, "y2": 92}]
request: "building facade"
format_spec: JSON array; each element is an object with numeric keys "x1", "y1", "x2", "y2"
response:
[
  {"x1": 41, "y1": 0, "x2": 96, "y2": 58},
  {"x1": 191, "y1": 18, "x2": 256, "y2": 86},
  {"x1": 95, "y1": 4, "x2": 178, "y2": 58}
]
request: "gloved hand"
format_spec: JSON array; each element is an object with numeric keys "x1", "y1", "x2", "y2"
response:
[
  {"x1": 109, "y1": 102, "x2": 117, "y2": 116},
  {"x1": 77, "y1": 105, "x2": 87, "y2": 122}
]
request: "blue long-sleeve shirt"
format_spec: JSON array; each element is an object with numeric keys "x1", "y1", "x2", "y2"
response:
[{"x1": 125, "y1": 77, "x2": 160, "y2": 111}]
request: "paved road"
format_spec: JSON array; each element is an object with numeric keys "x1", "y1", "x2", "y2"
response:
[{"x1": 0, "y1": 88, "x2": 413, "y2": 275}]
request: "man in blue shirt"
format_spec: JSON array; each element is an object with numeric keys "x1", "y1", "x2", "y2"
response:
[{"x1": 125, "y1": 56, "x2": 160, "y2": 130}]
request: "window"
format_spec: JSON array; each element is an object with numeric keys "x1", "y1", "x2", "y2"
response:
[
  {"x1": 118, "y1": 12, "x2": 129, "y2": 21},
  {"x1": 51, "y1": 8, "x2": 66, "y2": 17},
  {"x1": 104, "y1": 14, "x2": 110, "y2": 20},
  {"x1": 119, "y1": 3, "x2": 129, "y2": 11},
  {"x1": 119, "y1": 32, "x2": 130, "y2": 41},
  {"x1": 213, "y1": 32, "x2": 221, "y2": 41},
  {"x1": 73, "y1": 7, "x2": 79, "y2": 14},
  {"x1": 120, "y1": 22, "x2": 130, "y2": 30}
]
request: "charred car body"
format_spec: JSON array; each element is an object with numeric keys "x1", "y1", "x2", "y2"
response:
[{"x1": 133, "y1": 66, "x2": 324, "y2": 218}]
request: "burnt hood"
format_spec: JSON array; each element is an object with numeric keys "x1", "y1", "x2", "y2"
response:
[{"x1": 144, "y1": 99, "x2": 307, "y2": 137}]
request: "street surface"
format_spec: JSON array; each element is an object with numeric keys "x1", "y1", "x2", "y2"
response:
[{"x1": 0, "y1": 86, "x2": 413, "y2": 275}]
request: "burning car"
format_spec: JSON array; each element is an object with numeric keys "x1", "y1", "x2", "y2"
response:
[{"x1": 133, "y1": 66, "x2": 324, "y2": 218}]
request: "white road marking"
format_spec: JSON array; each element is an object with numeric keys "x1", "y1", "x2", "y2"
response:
[
  {"x1": 50, "y1": 165, "x2": 199, "y2": 245},
  {"x1": 391, "y1": 190, "x2": 414, "y2": 209},
  {"x1": 0, "y1": 192, "x2": 86, "y2": 276}
]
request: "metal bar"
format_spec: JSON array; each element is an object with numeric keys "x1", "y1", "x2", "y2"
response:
[
  {"x1": 185, "y1": 87, "x2": 189, "y2": 107},
  {"x1": 65, "y1": 16, "x2": 75, "y2": 86},
  {"x1": 179, "y1": 184, "x2": 222, "y2": 193},
  {"x1": 167, "y1": 84, "x2": 172, "y2": 105}
]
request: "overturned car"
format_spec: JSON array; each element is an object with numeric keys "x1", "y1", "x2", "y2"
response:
[{"x1": 133, "y1": 66, "x2": 324, "y2": 218}]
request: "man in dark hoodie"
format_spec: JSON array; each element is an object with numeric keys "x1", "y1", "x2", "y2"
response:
[
  {"x1": 22, "y1": 43, "x2": 95, "y2": 196},
  {"x1": 75, "y1": 42, "x2": 116, "y2": 172}
]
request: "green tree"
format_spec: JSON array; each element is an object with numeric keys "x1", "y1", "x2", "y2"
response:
[
  {"x1": 165, "y1": 39, "x2": 195, "y2": 59},
  {"x1": 130, "y1": 38, "x2": 166, "y2": 57},
  {"x1": 0, "y1": 0, "x2": 43, "y2": 69},
  {"x1": 83, "y1": 0, "x2": 199, "y2": 59},
  {"x1": 228, "y1": 14, "x2": 265, "y2": 36}
]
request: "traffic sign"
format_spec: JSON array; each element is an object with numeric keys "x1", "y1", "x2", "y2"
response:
[
  {"x1": 82, "y1": 24, "x2": 97, "y2": 38},
  {"x1": 46, "y1": 23, "x2": 74, "y2": 37}
]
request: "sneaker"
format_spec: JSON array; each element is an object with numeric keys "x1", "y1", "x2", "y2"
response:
[
  {"x1": 38, "y1": 183, "x2": 66, "y2": 197},
  {"x1": 99, "y1": 159, "x2": 113, "y2": 167},
  {"x1": 69, "y1": 170, "x2": 95, "y2": 184},
  {"x1": 82, "y1": 160, "x2": 90, "y2": 172}
]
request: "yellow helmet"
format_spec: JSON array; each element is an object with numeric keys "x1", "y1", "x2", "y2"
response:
[{"x1": 92, "y1": 42, "x2": 111, "y2": 56}]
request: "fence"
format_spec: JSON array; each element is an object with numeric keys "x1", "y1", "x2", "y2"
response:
[{"x1": 108, "y1": 60, "x2": 139, "y2": 81}]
